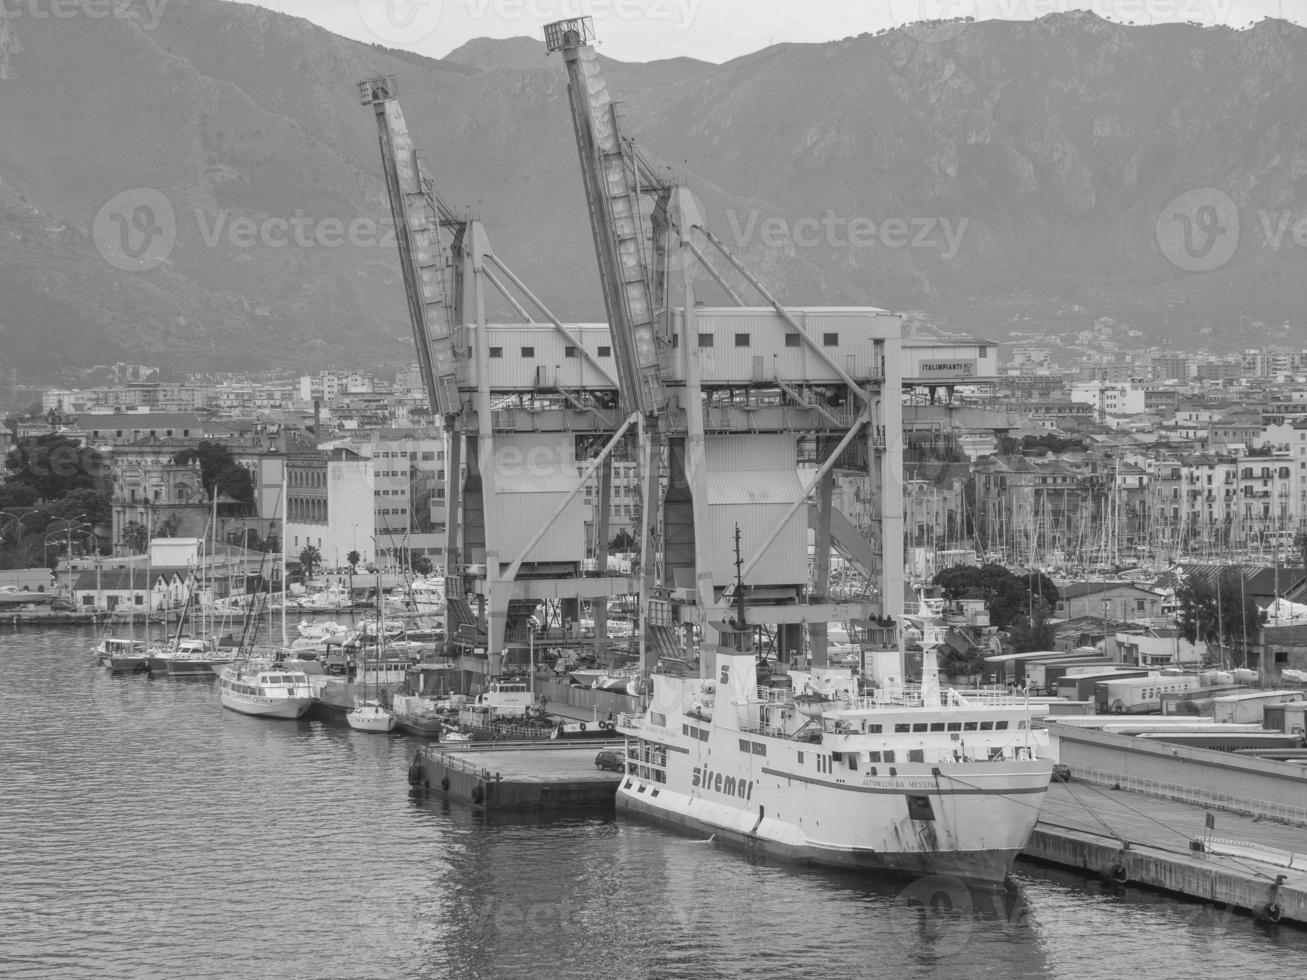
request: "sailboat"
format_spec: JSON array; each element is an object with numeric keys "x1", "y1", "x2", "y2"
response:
[
  {"x1": 99, "y1": 556, "x2": 151, "y2": 673},
  {"x1": 216, "y1": 485, "x2": 313, "y2": 719},
  {"x1": 346, "y1": 564, "x2": 396, "y2": 733}
]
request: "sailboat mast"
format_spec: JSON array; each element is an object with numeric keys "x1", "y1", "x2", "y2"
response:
[{"x1": 279, "y1": 470, "x2": 288, "y2": 649}]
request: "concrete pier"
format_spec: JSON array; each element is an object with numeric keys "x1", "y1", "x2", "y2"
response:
[
  {"x1": 409, "y1": 740, "x2": 623, "y2": 811},
  {"x1": 1024, "y1": 783, "x2": 1306, "y2": 925}
]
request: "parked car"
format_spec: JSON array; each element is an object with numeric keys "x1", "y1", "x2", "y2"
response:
[{"x1": 594, "y1": 749, "x2": 627, "y2": 772}]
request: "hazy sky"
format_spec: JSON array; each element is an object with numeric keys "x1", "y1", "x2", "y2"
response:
[{"x1": 230, "y1": 0, "x2": 1303, "y2": 63}]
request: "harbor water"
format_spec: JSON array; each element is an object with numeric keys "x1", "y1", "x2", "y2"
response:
[{"x1": 4, "y1": 626, "x2": 1307, "y2": 980}]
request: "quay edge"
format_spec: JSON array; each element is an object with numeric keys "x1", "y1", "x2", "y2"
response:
[
  {"x1": 1022, "y1": 823, "x2": 1305, "y2": 926},
  {"x1": 408, "y1": 741, "x2": 623, "y2": 811}
]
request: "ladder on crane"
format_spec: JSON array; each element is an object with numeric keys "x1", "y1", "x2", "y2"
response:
[
  {"x1": 545, "y1": 17, "x2": 668, "y2": 417},
  {"x1": 358, "y1": 75, "x2": 461, "y2": 418}
]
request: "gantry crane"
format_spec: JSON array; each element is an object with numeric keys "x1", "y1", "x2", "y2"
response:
[
  {"x1": 545, "y1": 19, "x2": 906, "y2": 677},
  {"x1": 361, "y1": 74, "x2": 640, "y2": 666}
]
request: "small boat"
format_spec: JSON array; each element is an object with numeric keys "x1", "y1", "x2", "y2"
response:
[
  {"x1": 217, "y1": 663, "x2": 314, "y2": 719},
  {"x1": 297, "y1": 619, "x2": 345, "y2": 640},
  {"x1": 593, "y1": 662, "x2": 641, "y2": 694},
  {"x1": 345, "y1": 569, "x2": 398, "y2": 733},
  {"x1": 390, "y1": 694, "x2": 448, "y2": 737},
  {"x1": 568, "y1": 668, "x2": 604, "y2": 688},
  {"x1": 551, "y1": 717, "x2": 621, "y2": 740},
  {"x1": 157, "y1": 638, "x2": 236, "y2": 678},
  {"x1": 346, "y1": 697, "x2": 396, "y2": 733},
  {"x1": 97, "y1": 637, "x2": 151, "y2": 673}
]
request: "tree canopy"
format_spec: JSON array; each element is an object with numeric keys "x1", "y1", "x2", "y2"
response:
[
  {"x1": 932, "y1": 563, "x2": 1059, "y2": 631},
  {"x1": 4, "y1": 433, "x2": 107, "y2": 499},
  {"x1": 298, "y1": 544, "x2": 322, "y2": 579},
  {"x1": 172, "y1": 442, "x2": 254, "y2": 513},
  {"x1": 1176, "y1": 569, "x2": 1262, "y2": 665}
]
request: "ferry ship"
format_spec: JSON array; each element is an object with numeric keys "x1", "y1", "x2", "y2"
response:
[{"x1": 616, "y1": 649, "x2": 1053, "y2": 883}]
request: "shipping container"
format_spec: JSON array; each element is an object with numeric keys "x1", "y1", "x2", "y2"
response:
[
  {"x1": 1097, "y1": 674, "x2": 1201, "y2": 714},
  {"x1": 981, "y1": 650, "x2": 1076, "y2": 687},
  {"x1": 1024, "y1": 656, "x2": 1114, "y2": 694},
  {"x1": 1210, "y1": 691, "x2": 1305, "y2": 725},
  {"x1": 1058, "y1": 669, "x2": 1151, "y2": 703},
  {"x1": 1264, "y1": 702, "x2": 1307, "y2": 735}
]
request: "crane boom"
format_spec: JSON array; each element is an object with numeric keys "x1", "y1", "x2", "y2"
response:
[
  {"x1": 544, "y1": 18, "x2": 667, "y2": 416},
  {"x1": 359, "y1": 75, "x2": 461, "y2": 417}
]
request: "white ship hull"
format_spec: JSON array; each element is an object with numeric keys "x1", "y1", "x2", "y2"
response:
[
  {"x1": 219, "y1": 689, "x2": 313, "y2": 719},
  {"x1": 346, "y1": 701, "x2": 396, "y2": 732},
  {"x1": 616, "y1": 757, "x2": 1047, "y2": 882},
  {"x1": 618, "y1": 650, "x2": 1054, "y2": 883},
  {"x1": 218, "y1": 665, "x2": 314, "y2": 719}
]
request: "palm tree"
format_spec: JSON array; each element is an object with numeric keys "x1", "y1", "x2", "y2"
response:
[
  {"x1": 299, "y1": 544, "x2": 322, "y2": 581},
  {"x1": 121, "y1": 520, "x2": 148, "y2": 555}
]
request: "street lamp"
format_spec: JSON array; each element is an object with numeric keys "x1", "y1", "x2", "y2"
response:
[{"x1": 45, "y1": 517, "x2": 91, "y2": 598}]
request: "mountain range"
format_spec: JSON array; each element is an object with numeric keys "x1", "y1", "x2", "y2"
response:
[{"x1": 3, "y1": 1, "x2": 1307, "y2": 379}]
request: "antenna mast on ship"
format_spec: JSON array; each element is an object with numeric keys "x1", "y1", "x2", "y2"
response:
[{"x1": 730, "y1": 523, "x2": 749, "y2": 653}]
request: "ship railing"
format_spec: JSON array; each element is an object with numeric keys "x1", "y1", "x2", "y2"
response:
[
  {"x1": 944, "y1": 688, "x2": 1039, "y2": 706},
  {"x1": 836, "y1": 688, "x2": 1031, "y2": 711},
  {"x1": 738, "y1": 723, "x2": 790, "y2": 739}
]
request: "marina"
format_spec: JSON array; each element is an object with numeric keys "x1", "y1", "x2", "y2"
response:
[
  {"x1": 7, "y1": 5, "x2": 1307, "y2": 978},
  {"x1": 4, "y1": 624, "x2": 1305, "y2": 980}
]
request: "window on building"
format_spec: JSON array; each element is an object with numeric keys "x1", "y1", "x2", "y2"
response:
[
  {"x1": 698, "y1": 333, "x2": 714, "y2": 347},
  {"x1": 565, "y1": 346, "x2": 578, "y2": 358},
  {"x1": 598, "y1": 346, "x2": 612, "y2": 358},
  {"x1": 734, "y1": 333, "x2": 750, "y2": 347},
  {"x1": 489, "y1": 347, "x2": 503, "y2": 358},
  {"x1": 785, "y1": 333, "x2": 801, "y2": 347},
  {"x1": 520, "y1": 347, "x2": 535, "y2": 358},
  {"x1": 823, "y1": 332, "x2": 838, "y2": 346}
]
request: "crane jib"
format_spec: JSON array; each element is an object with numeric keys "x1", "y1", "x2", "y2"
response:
[{"x1": 549, "y1": 20, "x2": 668, "y2": 416}]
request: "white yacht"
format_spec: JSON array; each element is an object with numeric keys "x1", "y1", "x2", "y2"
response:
[
  {"x1": 217, "y1": 663, "x2": 314, "y2": 719},
  {"x1": 615, "y1": 648, "x2": 1053, "y2": 883}
]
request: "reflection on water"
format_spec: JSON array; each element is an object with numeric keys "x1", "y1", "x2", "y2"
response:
[{"x1": 2, "y1": 627, "x2": 1305, "y2": 979}]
